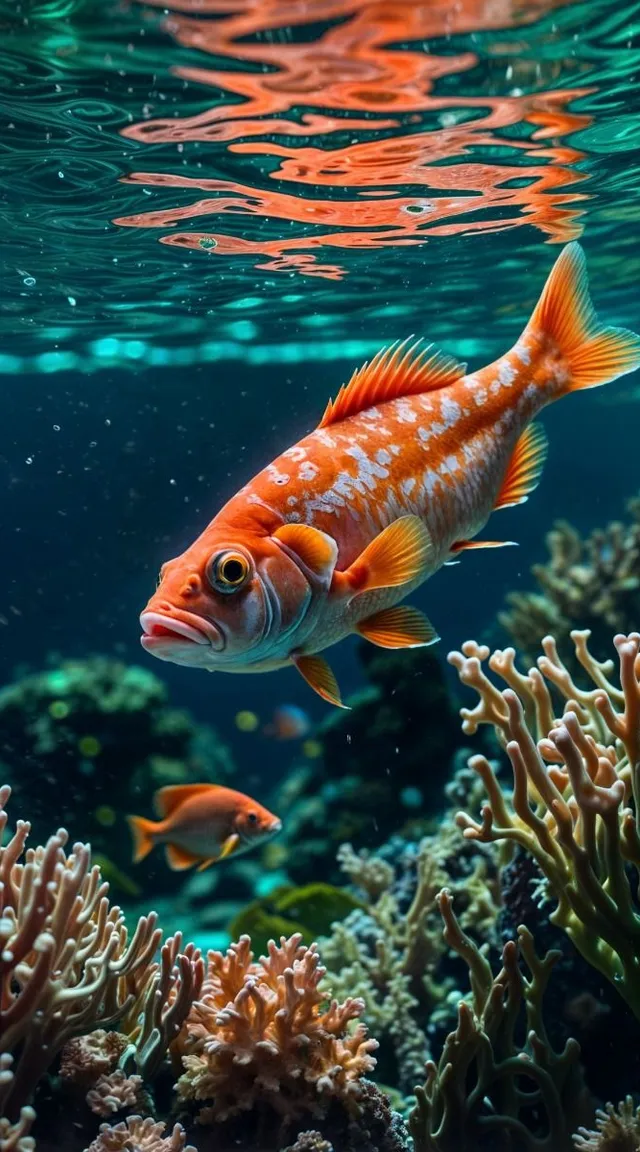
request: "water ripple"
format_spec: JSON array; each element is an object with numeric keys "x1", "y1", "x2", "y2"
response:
[{"x1": 0, "y1": 0, "x2": 637, "y2": 368}]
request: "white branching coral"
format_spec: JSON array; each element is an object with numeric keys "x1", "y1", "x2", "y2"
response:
[
  {"x1": 448, "y1": 629, "x2": 640, "y2": 1018},
  {"x1": 176, "y1": 933, "x2": 377, "y2": 1121},
  {"x1": 84, "y1": 1116, "x2": 195, "y2": 1152}
]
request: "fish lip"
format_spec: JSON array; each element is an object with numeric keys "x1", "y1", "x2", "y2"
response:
[
  {"x1": 270, "y1": 818, "x2": 283, "y2": 834},
  {"x1": 139, "y1": 610, "x2": 224, "y2": 651}
]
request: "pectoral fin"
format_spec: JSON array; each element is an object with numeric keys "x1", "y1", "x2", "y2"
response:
[
  {"x1": 292, "y1": 653, "x2": 349, "y2": 709},
  {"x1": 217, "y1": 833, "x2": 241, "y2": 861},
  {"x1": 356, "y1": 605, "x2": 439, "y2": 649},
  {"x1": 339, "y1": 515, "x2": 434, "y2": 596}
]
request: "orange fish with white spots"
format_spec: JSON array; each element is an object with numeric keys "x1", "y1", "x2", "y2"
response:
[
  {"x1": 127, "y1": 784, "x2": 282, "y2": 871},
  {"x1": 140, "y1": 244, "x2": 640, "y2": 706}
]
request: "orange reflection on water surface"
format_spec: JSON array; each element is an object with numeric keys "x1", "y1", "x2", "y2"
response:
[{"x1": 118, "y1": 0, "x2": 593, "y2": 278}]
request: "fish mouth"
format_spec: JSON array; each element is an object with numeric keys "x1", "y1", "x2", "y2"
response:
[{"x1": 140, "y1": 610, "x2": 224, "y2": 654}]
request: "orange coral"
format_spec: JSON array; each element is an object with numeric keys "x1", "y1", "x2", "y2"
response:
[{"x1": 177, "y1": 934, "x2": 377, "y2": 1121}]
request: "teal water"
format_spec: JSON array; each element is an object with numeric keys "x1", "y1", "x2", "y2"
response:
[
  {"x1": 2, "y1": 6, "x2": 640, "y2": 1149},
  {"x1": 1, "y1": 0, "x2": 638, "y2": 375}
]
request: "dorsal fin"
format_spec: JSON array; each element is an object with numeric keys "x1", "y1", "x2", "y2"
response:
[
  {"x1": 494, "y1": 423, "x2": 548, "y2": 510},
  {"x1": 319, "y1": 337, "x2": 465, "y2": 428},
  {"x1": 154, "y1": 783, "x2": 217, "y2": 819}
]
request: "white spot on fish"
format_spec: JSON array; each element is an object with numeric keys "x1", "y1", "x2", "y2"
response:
[
  {"x1": 287, "y1": 495, "x2": 298, "y2": 507},
  {"x1": 474, "y1": 388, "x2": 487, "y2": 407},
  {"x1": 389, "y1": 444, "x2": 401, "y2": 456},
  {"x1": 441, "y1": 398, "x2": 461, "y2": 427},
  {"x1": 284, "y1": 445, "x2": 307, "y2": 462},
  {"x1": 490, "y1": 379, "x2": 501, "y2": 395},
  {"x1": 498, "y1": 359, "x2": 516, "y2": 387},
  {"x1": 305, "y1": 497, "x2": 338, "y2": 518},
  {"x1": 315, "y1": 430, "x2": 337, "y2": 448},
  {"x1": 395, "y1": 399, "x2": 417, "y2": 424},
  {"x1": 418, "y1": 426, "x2": 431, "y2": 444},
  {"x1": 444, "y1": 454, "x2": 459, "y2": 472},
  {"x1": 299, "y1": 461, "x2": 319, "y2": 482},
  {"x1": 464, "y1": 375, "x2": 479, "y2": 388},
  {"x1": 514, "y1": 340, "x2": 531, "y2": 366},
  {"x1": 423, "y1": 470, "x2": 441, "y2": 495},
  {"x1": 375, "y1": 448, "x2": 392, "y2": 466},
  {"x1": 402, "y1": 477, "x2": 416, "y2": 496},
  {"x1": 267, "y1": 465, "x2": 290, "y2": 486},
  {"x1": 345, "y1": 444, "x2": 389, "y2": 489}
]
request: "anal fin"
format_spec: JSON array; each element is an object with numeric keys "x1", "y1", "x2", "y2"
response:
[
  {"x1": 292, "y1": 653, "x2": 349, "y2": 709},
  {"x1": 494, "y1": 423, "x2": 548, "y2": 510},
  {"x1": 165, "y1": 843, "x2": 201, "y2": 871},
  {"x1": 356, "y1": 605, "x2": 439, "y2": 649}
]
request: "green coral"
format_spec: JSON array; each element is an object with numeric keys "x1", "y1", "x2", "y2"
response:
[
  {"x1": 0, "y1": 656, "x2": 234, "y2": 887},
  {"x1": 450, "y1": 630, "x2": 640, "y2": 1019},
  {"x1": 409, "y1": 891, "x2": 590, "y2": 1152},
  {"x1": 229, "y1": 883, "x2": 365, "y2": 956},
  {"x1": 320, "y1": 827, "x2": 499, "y2": 1096}
]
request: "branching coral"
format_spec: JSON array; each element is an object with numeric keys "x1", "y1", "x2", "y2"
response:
[
  {"x1": 0, "y1": 785, "x2": 162, "y2": 1117},
  {"x1": 320, "y1": 827, "x2": 499, "y2": 1095},
  {"x1": 448, "y1": 629, "x2": 640, "y2": 1019},
  {"x1": 409, "y1": 891, "x2": 588, "y2": 1152},
  {"x1": 85, "y1": 1070, "x2": 145, "y2": 1118},
  {"x1": 176, "y1": 933, "x2": 377, "y2": 1122},
  {"x1": 84, "y1": 1116, "x2": 195, "y2": 1152},
  {"x1": 0, "y1": 784, "x2": 204, "y2": 1127},
  {"x1": 120, "y1": 932, "x2": 205, "y2": 1080},
  {"x1": 499, "y1": 496, "x2": 640, "y2": 662},
  {"x1": 573, "y1": 1097, "x2": 640, "y2": 1151}
]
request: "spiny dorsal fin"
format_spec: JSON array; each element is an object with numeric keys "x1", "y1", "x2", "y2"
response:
[
  {"x1": 494, "y1": 423, "x2": 548, "y2": 511},
  {"x1": 319, "y1": 337, "x2": 465, "y2": 428},
  {"x1": 154, "y1": 783, "x2": 217, "y2": 819}
]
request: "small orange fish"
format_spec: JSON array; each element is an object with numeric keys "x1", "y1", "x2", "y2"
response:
[
  {"x1": 140, "y1": 244, "x2": 640, "y2": 706},
  {"x1": 127, "y1": 783, "x2": 282, "y2": 871}
]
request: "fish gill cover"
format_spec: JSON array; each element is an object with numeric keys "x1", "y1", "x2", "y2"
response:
[{"x1": 0, "y1": 0, "x2": 638, "y2": 374}]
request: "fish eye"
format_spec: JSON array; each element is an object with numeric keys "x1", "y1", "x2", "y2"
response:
[
  {"x1": 208, "y1": 550, "x2": 251, "y2": 594},
  {"x1": 247, "y1": 811, "x2": 258, "y2": 824}
]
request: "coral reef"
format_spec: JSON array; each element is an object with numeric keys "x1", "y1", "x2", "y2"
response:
[
  {"x1": 84, "y1": 1117, "x2": 195, "y2": 1152},
  {"x1": 499, "y1": 496, "x2": 640, "y2": 663},
  {"x1": 319, "y1": 817, "x2": 499, "y2": 1095},
  {"x1": 0, "y1": 657, "x2": 234, "y2": 887},
  {"x1": 176, "y1": 933, "x2": 377, "y2": 1123},
  {"x1": 449, "y1": 629, "x2": 640, "y2": 1018},
  {"x1": 279, "y1": 644, "x2": 482, "y2": 887},
  {"x1": 1, "y1": 784, "x2": 399, "y2": 1152},
  {"x1": 0, "y1": 784, "x2": 162, "y2": 1118},
  {"x1": 573, "y1": 1097, "x2": 640, "y2": 1151},
  {"x1": 409, "y1": 891, "x2": 590, "y2": 1152}
]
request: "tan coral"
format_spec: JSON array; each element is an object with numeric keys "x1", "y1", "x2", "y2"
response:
[
  {"x1": 448, "y1": 629, "x2": 640, "y2": 1018},
  {"x1": 176, "y1": 933, "x2": 377, "y2": 1121},
  {"x1": 0, "y1": 785, "x2": 162, "y2": 1116},
  {"x1": 83, "y1": 1115, "x2": 195, "y2": 1152},
  {"x1": 85, "y1": 1070, "x2": 145, "y2": 1118},
  {"x1": 573, "y1": 1097, "x2": 640, "y2": 1151}
]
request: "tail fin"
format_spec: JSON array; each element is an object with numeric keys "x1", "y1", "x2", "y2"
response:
[
  {"x1": 527, "y1": 242, "x2": 640, "y2": 392},
  {"x1": 127, "y1": 814, "x2": 157, "y2": 864}
]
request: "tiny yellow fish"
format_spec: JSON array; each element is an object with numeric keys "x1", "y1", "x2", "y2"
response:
[{"x1": 127, "y1": 783, "x2": 282, "y2": 872}]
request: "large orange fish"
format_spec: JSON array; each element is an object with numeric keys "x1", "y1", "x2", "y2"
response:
[
  {"x1": 127, "y1": 784, "x2": 282, "y2": 871},
  {"x1": 140, "y1": 244, "x2": 640, "y2": 706}
]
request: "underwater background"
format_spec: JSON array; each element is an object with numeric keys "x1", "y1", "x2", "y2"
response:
[{"x1": 1, "y1": 0, "x2": 640, "y2": 1149}]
